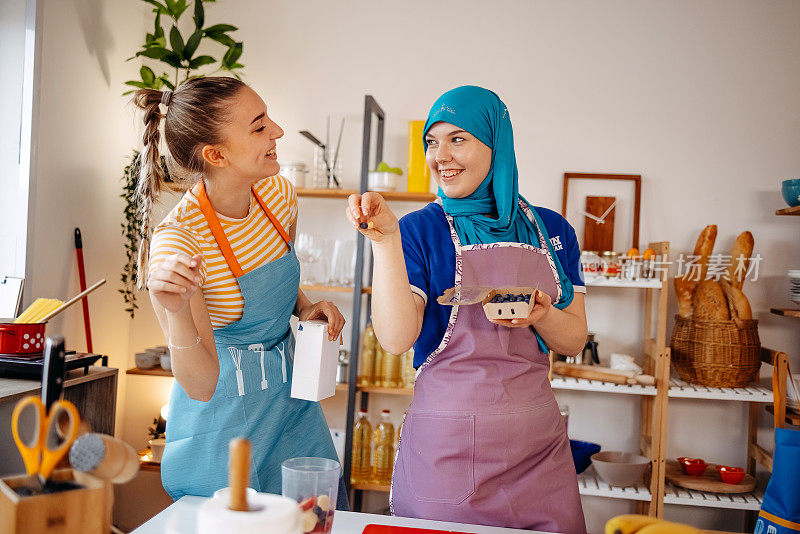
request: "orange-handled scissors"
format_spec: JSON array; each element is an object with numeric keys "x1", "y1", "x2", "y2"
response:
[{"x1": 11, "y1": 395, "x2": 81, "y2": 482}]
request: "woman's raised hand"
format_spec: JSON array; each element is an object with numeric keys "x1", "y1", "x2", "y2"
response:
[
  {"x1": 346, "y1": 192, "x2": 398, "y2": 244},
  {"x1": 148, "y1": 252, "x2": 204, "y2": 313}
]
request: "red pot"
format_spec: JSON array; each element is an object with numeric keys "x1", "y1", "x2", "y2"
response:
[
  {"x1": 0, "y1": 323, "x2": 46, "y2": 354},
  {"x1": 717, "y1": 465, "x2": 745, "y2": 485},
  {"x1": 677, "y1": 457, "x2": 707, "y2": 476}
]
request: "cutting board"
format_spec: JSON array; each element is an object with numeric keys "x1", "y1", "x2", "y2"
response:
[{"x1": 665, "y1": 460, "x2": 756, "y2": 493}]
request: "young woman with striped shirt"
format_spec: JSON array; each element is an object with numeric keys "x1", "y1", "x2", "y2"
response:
[{"x1": 133, "y1": 77, "x2": 347, "y2": 505}]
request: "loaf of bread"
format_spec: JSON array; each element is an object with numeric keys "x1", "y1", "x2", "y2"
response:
[
  {"x1": 693, "y1": 225, "x2": 717, "y2": 283},
  {"x1": 725, "y1": 231, "x2": 754, "y2": 290},
  {"x1": 693, "y1": 280, "x2": 729, "y2": 321},
  {"x1": 719, "y1": 279, "x2": 752, "y2": 321},
  {"x1": 674, "y1": 225, "x2": 718, "y2": 318},
  {"x1": 674, "y1": 277, "x2": 695, "y2": 318}
]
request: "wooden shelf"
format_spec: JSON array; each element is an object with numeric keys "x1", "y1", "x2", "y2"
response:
[
  {"x1": 576, "y1": 468, "x2": 651, "y2": 502},
  {"x1": 351, "y1": 482, "x2": 390, "y2": 492},
  {"x1": 126, "y1": 367, "x2": 173, "y2": 377},
  {"x1": 300, "y1": 284, "x2": 371, "y2": 294},
  {"x1": 771, "y1": 308, "x2": 800, "y2": 318},
  {"x1": 297, "y1": 188, "x2": 435, "y2": 202},
  {"x1": 139, "y1": 459, "x2": 161, "y2": 472},
  {"x1": 775, "y1": 205, "x2": 800, "y2": 216},
  {"x1": 667, "y1": 378, "x2": 773, "y2": 402},
  {"x1": 663, "y1": 483, "x2": 763, "y2": 510},
  {"x1": 551, "y1": 376, "x2": 657, "y2": 396},
  {"x1": 357, "y1": 385, "x2": 414, "y2": 396}
]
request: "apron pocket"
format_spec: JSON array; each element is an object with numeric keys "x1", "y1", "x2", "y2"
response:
[{"x1": 405, "y1": 412, "x2": 475, "y2": 505}]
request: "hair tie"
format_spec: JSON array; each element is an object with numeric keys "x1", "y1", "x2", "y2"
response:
[{"x1": 160, "y1": 90, "x2": 173, "y2": 107}]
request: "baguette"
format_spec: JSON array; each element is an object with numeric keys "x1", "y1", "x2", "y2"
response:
[
  {"x1": 693, "y1": 280, "x2": 729, "y2": 321},
  {"x1": 725, "y1": 231, "x2": 754, "y2": 290},
  {"x1": 719, "y1": 278, "x2": 752, "y2": 321},
  {"x1": 692, "y1": 225, "x2": 717, "y2": 283},
  {"x1": 674, "y1": 225, "x2": 717, "y2": 318}
]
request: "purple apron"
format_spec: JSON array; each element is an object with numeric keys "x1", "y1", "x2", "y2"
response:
[{"x1": 390, "y1": 201, "x2": 586, "y2": 534}]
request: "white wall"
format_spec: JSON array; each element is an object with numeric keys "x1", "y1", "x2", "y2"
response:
[{"x1": 23, "y1": 0, "x2": 800, "y2": 532}]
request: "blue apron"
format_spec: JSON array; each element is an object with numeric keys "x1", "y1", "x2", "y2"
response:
[{"x1": 161, "y1": 182, "x2": 340, "y2": 500}]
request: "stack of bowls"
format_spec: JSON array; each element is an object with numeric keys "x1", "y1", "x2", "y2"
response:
[{"x1": 789, "y1": 270, "x2": 800, "y2": 304}]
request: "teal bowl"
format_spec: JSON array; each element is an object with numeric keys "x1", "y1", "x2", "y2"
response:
[{"x1": 782, "y1": 179, "x2": 800, "y2": 207}]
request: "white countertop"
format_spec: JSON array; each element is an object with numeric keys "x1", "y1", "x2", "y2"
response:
[{"x1": 131, "y1": 496, "x2": 546, "y2": 534}]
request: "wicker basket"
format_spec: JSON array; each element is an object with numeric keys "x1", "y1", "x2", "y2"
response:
[{"x1": 670, "y1": 315, "x2": 761, "y2": 388}]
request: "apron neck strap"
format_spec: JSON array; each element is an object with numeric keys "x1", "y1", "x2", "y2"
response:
[{"x1": 196, "y1": 180, "x2": 293, "y2": 278}]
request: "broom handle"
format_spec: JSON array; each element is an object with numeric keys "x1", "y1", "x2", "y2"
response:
[{"x1": 40, "y1": 279, "x2": 106, "y2": 322}]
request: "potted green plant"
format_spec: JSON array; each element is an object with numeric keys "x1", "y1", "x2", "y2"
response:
[{"x1": 120, "y1": 0, "x2": 245, "y2": 317}]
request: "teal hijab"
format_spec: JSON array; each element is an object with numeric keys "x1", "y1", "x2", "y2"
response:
[{"x1": 423, "y1": 86, "x2": 574, "y2": 352}]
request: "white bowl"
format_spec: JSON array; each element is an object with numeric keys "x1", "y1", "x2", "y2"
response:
[
  {"x1": 591, "y1": 451, "x2": 650, "y2": 487},
  {"x1": 135, "y1": 352, "x2": 158, "y2": 369}
]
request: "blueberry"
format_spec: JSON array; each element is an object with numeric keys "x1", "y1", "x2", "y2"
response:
[
  {"x1": 359, "y1": 222, "x2": 368, "y2": 229},
  {"x1": 515, "y1": 295, "x2": 525, "y2": 302},
  {"x1": 505, "y1": 293, "x2": 514, "y2": 301}
]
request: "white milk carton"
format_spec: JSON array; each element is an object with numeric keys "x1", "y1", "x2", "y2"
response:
[{"x1": 291, "y1": 320, "x2": 339, "y2": 401}]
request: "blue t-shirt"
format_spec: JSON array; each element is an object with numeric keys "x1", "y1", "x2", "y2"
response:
[{"x1": 399, "y1": 202, "x2": 585, "y2": 368}]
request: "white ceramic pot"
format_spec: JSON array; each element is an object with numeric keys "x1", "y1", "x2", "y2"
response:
[
  {"x1": 148, "y1": 438, "x2": 166, "y2": 462},
  {"x1": 160, "y1": 353, "x2": 171, "y2": 371},
  {"x1": 368, "y1": 171, "x2": 398, "y2": 192}
]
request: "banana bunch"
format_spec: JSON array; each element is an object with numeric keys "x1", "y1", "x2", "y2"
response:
[{"x1": 606, "y1": 515, "x2": 701, "y2": 534}]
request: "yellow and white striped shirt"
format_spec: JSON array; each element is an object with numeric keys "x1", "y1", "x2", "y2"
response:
[{"x1": 149, "y1": 175, "x2": 298, "y2": 328}]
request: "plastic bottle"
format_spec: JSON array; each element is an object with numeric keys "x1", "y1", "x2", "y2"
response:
[
  {"x1": 350, "y1": 410, "x2": 372, "y2": 484},
  {"x1": 372, "y1": 409, "x2": 395, "y2": 484},
  {"x1": 373, "y1": 346, "x2": 385, "y2": 388},
  {"x1": 358, "y1": 324, "x2": 377, "y2": 387},
  {"x1": 381, "y1": 349, "x2": 402, "y2": 388}
]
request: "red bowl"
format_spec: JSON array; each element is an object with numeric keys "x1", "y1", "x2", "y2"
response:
[
  {"x1": 677, "y1": 457, "x2": 707, "y2": 476},
  {"x1": 717, "y1": 465, "x2": 745, "y2": 485}
]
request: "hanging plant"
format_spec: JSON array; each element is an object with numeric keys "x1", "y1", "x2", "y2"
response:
[
  {"x1": 121, "y1": 0, "x2": 245, "y2": 317},
  {"x1": 120, "y1": 152, "x2": 142, "y2": 318}
]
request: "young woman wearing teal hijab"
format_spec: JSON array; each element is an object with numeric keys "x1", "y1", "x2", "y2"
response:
[{"x1": 347, "y1": 86, "x2": 587, "y2": 532}]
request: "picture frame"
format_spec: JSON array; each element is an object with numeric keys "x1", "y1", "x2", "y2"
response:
[{"x1": 561, "y1": 173, "x2": 642, "y2": 252}]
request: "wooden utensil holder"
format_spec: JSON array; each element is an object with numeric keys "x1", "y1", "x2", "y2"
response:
[{"x1": 0, "y1": 469, "x2": 111, "y2": 534}]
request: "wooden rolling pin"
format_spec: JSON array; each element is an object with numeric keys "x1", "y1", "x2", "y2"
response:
[
  {"x1": 553, "y1": 362, "x2": 655, "y2": 386},
  {"x1": 69, "y1": 433, "x2": 139, "y2": 483}
]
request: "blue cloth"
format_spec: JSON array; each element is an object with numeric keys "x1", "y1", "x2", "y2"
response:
[
  {"x1": 755, "y1": 427, "x2": 800, "y2": 533},
  {"x1": 400, "y1": 202, "x2": 585, "y2": 368},
  {"x1": 423, "y1": 86, "x2": 574, "y2": 348},
  {"x1": 161, "y1": 242, "x2": 347, "y2": 509}
]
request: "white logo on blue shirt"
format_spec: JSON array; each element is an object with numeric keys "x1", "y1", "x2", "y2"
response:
[{"x1": 550, "y1": 236, "x2": 563, "y2": 251}]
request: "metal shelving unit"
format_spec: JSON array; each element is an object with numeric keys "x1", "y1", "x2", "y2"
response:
[{"x1": 294, "y1": 96, "x2": 431, "y2": 511}]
